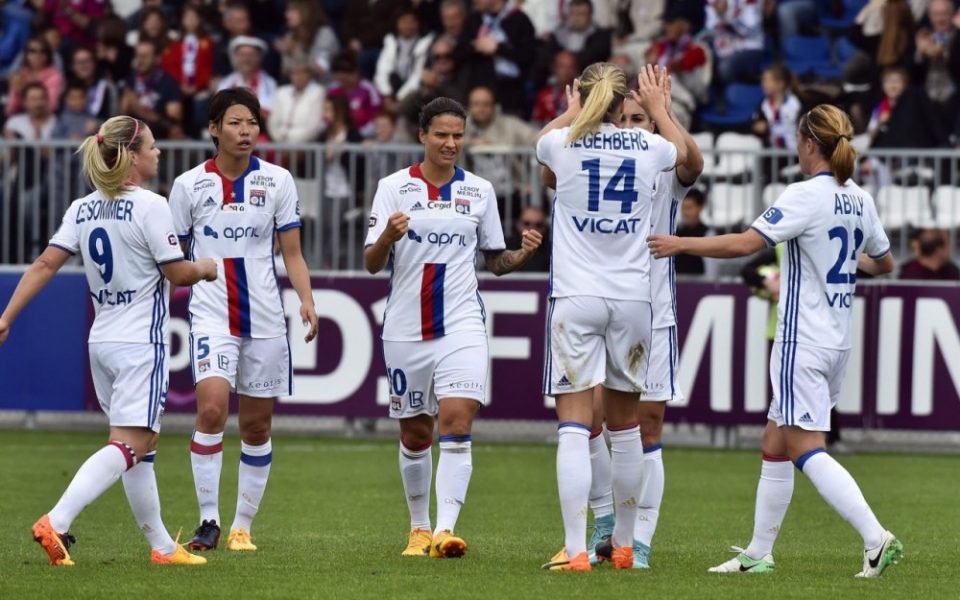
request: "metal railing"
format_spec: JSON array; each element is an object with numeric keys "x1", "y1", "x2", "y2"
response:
[{"x1": 2, "y1": 140, "x2": 960, "y2": 268}]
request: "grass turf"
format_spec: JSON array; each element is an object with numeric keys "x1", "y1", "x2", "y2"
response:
[{"x1": 0, "y1": 430, "x2": 954, "y2": 599}]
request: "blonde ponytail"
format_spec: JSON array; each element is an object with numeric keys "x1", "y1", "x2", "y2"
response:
[
  {"x1": 77, "y1": 116, "x2": 146, "y2": 200},
  {"x1": 565, "y1": 62, "x2": 628, "y2": 145},
  {"x1": 799, "y1": 104, "x2": 856, "y2": 186}
]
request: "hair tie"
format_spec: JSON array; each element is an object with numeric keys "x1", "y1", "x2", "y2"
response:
[
  {"x1": 95, "y1": 133, "x2": 104, "y2": 144},
  {"x1": 126, "y1": 118, "x2": 140, "y2": 149}
]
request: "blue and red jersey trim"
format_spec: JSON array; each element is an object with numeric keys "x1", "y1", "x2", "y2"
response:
[
  {"x1": 420, "y1": 263, "x2": 446, "y2": 339},
  {"x1": 223, "y1": 257, "x2": 252, "y2": 337},
  {"x1": 408, "y1": 163, "x2": 465, "y2": 200}
]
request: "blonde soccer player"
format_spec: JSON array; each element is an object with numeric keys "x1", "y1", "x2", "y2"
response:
[
  {"x1": 169, "y1": 88, "x2": 319, "y2": 553},
  {"x1": 537, "y1": 63, "x2": 687, "y2": 572},
  {"x1": 649, "y1": 104, "x2": 903, "y2": 578},
  {"x1": 0, "y1": 116, "x2": 217, "y2": 566},
  {"x1": 365, "y1": 97, "x2": 541, "y2": 559}
]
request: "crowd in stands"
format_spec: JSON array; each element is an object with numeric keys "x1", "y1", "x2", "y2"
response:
[{"x1": 1, "y1": 0, "x2": 959, "y2": 278}]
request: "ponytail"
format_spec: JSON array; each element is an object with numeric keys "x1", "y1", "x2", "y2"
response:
[
  {"x1": 799, "y1": 104, "x2": 856, "y2": 186},
  {"x1": 565, "y1": 62, "x2": 627, "y2": 145},
  {"x1": 77, "y1": 116, "x2": 146, "y2": 200},
  {"x1": 830, "y1": 136, "x2": 856, "y2": 185}
]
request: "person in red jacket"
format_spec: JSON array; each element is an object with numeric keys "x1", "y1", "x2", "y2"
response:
[{"x1": 161, "y1": 3, "x2": 214, "y2": 137}]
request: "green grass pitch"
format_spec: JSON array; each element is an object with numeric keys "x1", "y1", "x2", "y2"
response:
[{"x1": 0, "y1": 430, "x2": 955, "y2": 599}]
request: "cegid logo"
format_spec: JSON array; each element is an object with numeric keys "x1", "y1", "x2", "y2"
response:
[{"x1": 427, "y1": 201, "x2": 452, "y2": 210}]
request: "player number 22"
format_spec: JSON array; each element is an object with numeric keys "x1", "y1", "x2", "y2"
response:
[
  {"x1": 826, "y1": 226, "x2": 863, "y2": 284},
  {"x1": 581, "y1": 158, "x2": 639, "y2": 214}
]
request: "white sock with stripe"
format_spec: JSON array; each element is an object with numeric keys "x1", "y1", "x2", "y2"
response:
[
  {"x1": 609, "y1": 424, "x2": 644, "y2": 548},
  {"x1": 231, "y1": 439, "x2": 272, "y2": 532},
  {"x1": 399, "y1": 442, "x2": 433, "y2": 531},
  {"x1": 797, "y1": 448, "x2": 885, "y2": 549},
  {"x1": 588, "y1": 429, "x2": 613, "y2": 519},
  {"x1": 190, "y1": 430, "x2": 223, "y2": 525},
  {"x1": 744, "y1": 454, "x2": 794, "y2": 559},
  {"x1": 434, "y1": 435, "x2": 472, "y2": 535},
  {"x1": 634, "y1": 444, "x2": 664, "y2": 547},
  {"x1": 48, "y1": 441, "x2": 136, "y2": 533},
  {"x1": 557, "y1": 423, "x2": 591, "y2": 557},
  {"x1": 122, "y1": 452, "x2": 178, "y2": 555}
]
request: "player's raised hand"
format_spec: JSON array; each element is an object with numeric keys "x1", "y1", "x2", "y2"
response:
[
  {"x1": 658, "y1": 65, "x2": 673, "y2": 114},
  {"x1": 520, "y1": 228, "x2": 543, "y2": 254},
  {"x1": 647, "y1": 234, "x2": 685, "y2": 258},
  {"x1": 381, "y1": 212, "x2": 411, "y2": 243},
  {"x1": 0, "y1": 317, "x2": 9, "y2": 345},
  {"x1": 198, "y1": 258, "x2": 218, "y2": 282},
  {"x1": 633, "y1": 64, "x2": 666, "y2": 115},
  {"x1": 564, "y1": 78, "x2": 582, "y2": 116},
  {"x1": 301, "y1": 303, "x2": 319, "y2": 343}
]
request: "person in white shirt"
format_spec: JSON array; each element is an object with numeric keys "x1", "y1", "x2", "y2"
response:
[
  {"x1": 169, "y1": 88, "x2": 319, "y2": 554},
  {"x1": 537, "y1": 62, "x2": 687, "y2": 572},
  {"x1": 649, "y1": 104, "x2": 903, "y2": 578},
  {"x1": 374, "y1": 6, "x2": 434, "y2": 103},
  {"x1": 268, "y1": 58, "x2": 325, "y2": 143},
  {"x1": 218, "y1": 36, "x2": 278, "y2": 117},
  {"x1": 0, "y1": 116, "x2": 217, "y2": 567},
  {"x1": 364, "y1": 97, "x2": 542, "y2": 559}
]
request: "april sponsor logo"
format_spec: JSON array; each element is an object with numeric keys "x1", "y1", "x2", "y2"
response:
[
  {"x1": 572, "y1": 216, "x2": 644, "y2": 235},
  {"x1": 407, "y1": 229, "x2": 423, "y2": 242},
  {"x1": 398, "y1": 182, "x2": 422, "y2": 195},
  {"x1": 249, "y1": 188, "x2": 266, "y2": 207},
  {"x1": 204, "y1": 225, "x2": 260, "y2": 240},
  {"x1": 193, "y1": 179, "x2": 215, "y2": 192},
  {"x1": 202, "y1": 226, "x2": 219, "y2": 239},
  {"x1": 417, "y1": 232, "x2": 468, "y2": 247},
  {"x1": 455, "y1": 198, "x2": 471, "y2": 214},
  {"x1": 249, "y1": 174, "x2": 276, "y2": 189}
]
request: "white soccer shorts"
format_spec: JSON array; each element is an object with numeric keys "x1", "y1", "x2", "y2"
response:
[
  {"x1": 643, "y1": 325, "x2": 683, "y2": 402},
  {"x1": 382, "y1": 330, "x2": 489, "y2": 419},
  {"x1": 543, "y1": 296, "x2": 653, "y2": 395},
  {"x1": 190, "y1": 334, "x2": 292, "y2": 397},
  {"x1": 768, "y1": 341, "x2": 850, "y2": 431},
  {"x1": 89, "y1": 342, "x2": 168, "y2": 433}
]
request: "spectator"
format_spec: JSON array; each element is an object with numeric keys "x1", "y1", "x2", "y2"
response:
[
  {"x1": 395, "y1": 36, "x2": 467, "y2": 137},
  {"x1": 125, "y1": 0, "x2": 174, "y2": 33},
  {"x1": 465, "y1": 85, "x2": 538, "y2": 197},
  {"x1": 160, "y1": 3, "x2": 215, "y2": 136},
  {"x1": 753, "y1": 64, "x2": 801, "y2": 149},
  {"x1": 51, "y1": 82, "x2": 100, "y2": 139},
  {"x1": 371, "y1": 109, "x2": 404, "y2": 143},
  {"x1": 549, "y1": 0, "x2": 612, "y2": 72},
  {"x1": 440, "y1": 0, "x2": 468, "y2": 41},
  {"x1": 675, "y1": 188, "x2": 715, "y2": 275},
  {"x1": 913, "y1": 0, "x2": 960, "y2": 117},
  {"x1": 505, "y1": 206, "x2": 550, "y2": 271},
  {"x1": 455, "y1": 0, "x2": 537, "y2": 118},
  {"x1": 274, "y1": 0, "x2": 340, "y2": 81},
  {"x1": 4, "y1": 82, "x2": 57, "y2": 139},
  {"x1": 703, "y1": 0, "x2": 764, "y2": 90},
  {"x1": 608, "y1": 50, "x2": 639, "y2": 81},
  {"x1": 533, "y1": 50, "x2": 577, "y2": 125},
  {"x1": 0, "y1": 3, "x2": 31, "y2": 77},
  {"x1": 342, "y1": 0, "x2": 407, "y2": 78},
  {"x1": 120, "y1": 40, "x2": 184, "y2": 139},
  {"x1": 6, "y1": 36, "x2": 64, "y2": 118},
  {"x1": 374, "y1": 7, "x2": 434, "y2": 104},
  {"x1": 610, "y1": 0, "x2": 672, "y2": 49},
  {"x1": 95, "y1": 15, "x2": 134, "y2": 83},
  {"x1": 69, "y1": 46, "x2": 118, "y2": 122},
  {"x1": 777, "y1": 0, "x2": 818, "y2": 38},
  {"x1": 213, "y1": 1, "x2": 280, "y2": 81},
  {"x1": 43, "y1": 0, "x2": 109, "y2": 51},
  {"x1": 868, "y1": 66, "x2": 944, "y2": 147},
  {"x1": 218, "y1": 36, "x2": 279, "y2": 118},
  {"x1": 319, "y1": 94, "x2": 364, "y2": 268},
  {"x1": 847, "y1": 0, "x2": 916, "y2": 89},
  {"x1": 327, "y1": 51, "x2": 383, "y2": 138},
  {"x1": 268, "y1": 58, "x2": 326, "y2": 143},
  {"x1": 899, "y1": 227, "x2": 960, "y2": 280},
  {"x1": 646, "y1": 8, "x2": 711, "y2": 125},
  {"x1": 366, "y1": 110, "x2": 411, "y2": 180},
  {"x1": 126, "y1": 6, "x2": 172, "y2": 51}
]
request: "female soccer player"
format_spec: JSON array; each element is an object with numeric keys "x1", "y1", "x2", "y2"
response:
[
  {"x1": 0, "y1": 116, "x2": 217, "y2": 566},
  {"x1": 364, "y1": 97, "x2": 542, "y2": 559},
  {"x1": 169, "y1": 88, "x2": 319, "y2": 553},
  {"x1": 537, "y1": 63, "x2": 687, "y2": 572},
  {"x1": 649, "y1": 104, "x2": 903, "y2": 578}
]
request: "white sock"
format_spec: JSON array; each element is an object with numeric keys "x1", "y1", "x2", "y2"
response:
[
  {"x1": 798, "y1": 449, "x2": 885, "y2": 549},
  {"x1": 231, "y1": 439, "x2": 272, "y2": 532},
  {"x1": 609, "y1": 424, "x2": 644, "y2": 548},
  {"x1": 190, "y1": 431, "x2": 223, "y2": 525},
  {"x1": 48, "y1": 441, "x2": 136, "y2": 533},
  {"x1": 434, "y1": 435, "x2": 472, "y2": 535},
  {"x1": 634, "y1": 444, "x2": 664, "y2": 547},
  {"x1": 556, "y1": 423, "x2": 591, "y2": 556},
  {"x1": 399, "y1": 442, "x2": 433, "y2": 531},
  {"x1": 744, "y1": 455, "x2": 794, "y2": 559},
  {"x1": 122, "y1": 452, "x2": 177, "y2": 555},
  {"x1": 588, "y1": 429, "x2": 613, "y2": 519}
]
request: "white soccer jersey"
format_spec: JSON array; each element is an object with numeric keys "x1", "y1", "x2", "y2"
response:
[
  {"x1": 536, "y1": 123, "x2": 678, "y2": 301},
  {"x1": 365, "y1": 164, "x2": 505, "y2": 342},
  {"x1": 650, "y1": 172, "x2": 694, "y2": 329},
  {"x1": 49, "y1": 187, "x2": 184, "y2": 344},
  {"x1": 169, "y1": 157, "x2": 301, "y2": 338},
  {"x1": 751, "y1": 172, "x2": 890, "y2": 350}
]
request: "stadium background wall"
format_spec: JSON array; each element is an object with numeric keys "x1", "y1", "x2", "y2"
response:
[{"x1": 1, "y1": 270, "x2": 959, "y2": 431}]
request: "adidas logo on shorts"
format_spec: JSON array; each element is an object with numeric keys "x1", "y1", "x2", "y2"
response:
[
  {"x1": 798, "y1": 412, "x2": 814, "y2": 424},
  {"x1": 557, "y1": 375, "x2": 572, "y2": 388}
]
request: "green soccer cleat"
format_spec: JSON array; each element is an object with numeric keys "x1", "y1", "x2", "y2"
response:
[
  {"x1": 708, "y1": 546, "x2": 775, "y2": 573},
  {"x1": 856, "y1": 531, "x2": 903, "y2": 578}
]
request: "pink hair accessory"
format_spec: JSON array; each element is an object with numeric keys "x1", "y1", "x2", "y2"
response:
[
  {"x1": 95, "y1": 133, "x2": 104, "y2": 143},
  {"x1": 127, "y1": 118, "x2": 140, "y2": 149}
]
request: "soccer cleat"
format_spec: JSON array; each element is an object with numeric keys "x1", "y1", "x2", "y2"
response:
[
  {"x1": 32, "y1": 514, "x2": 75, "y2": 566},
  {"x1": 429, "y1": 530, "x2": 466, "y2": 558},
  {"x1": 151, "y1": 545, "x2": 207, "y2": 565},
  {"x1": 541, "y1": 548, "x2": 591, "y2": 571},
  {"x1": 401, "y1": 528, "x2": 432, "y2": 557},
  {"x1": 611, "y1": 545, "x2": 634, "y2": 569},
  {"x1": 227, "y1": 528, "x2": 257, "y2": 551},
  {"x1": 593, "y1": 538, "x2": 647, "y2": 569},
  {"x1": 587, "y1": 514, "x2": 614, "y2": 565},
  {"x1": 708, "y1": 546, "x2": 775, "y2": 573},
  {"x1": 632, "y1": 540, "x2": 652, "y2": 569},
  {"x1": 856, "y1": 531, "x2": 903, "y2": 578},
  {"x1": 188, "y1": 519, "x2": 221, "y2": 551}
]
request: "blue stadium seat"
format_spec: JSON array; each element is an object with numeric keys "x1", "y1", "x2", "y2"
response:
[
  {"x1": 820, "y1": 0, "x2": 869, "y2": 30},
  {"x1": 834, "y1": 36, "x2": 860, "y2": 64},
  {"x1": 725, "y1": 84, "x2": 764, "y2": 111},
  {"x1": 782, "y1": 35, "x2": 830, "y2": 61}
]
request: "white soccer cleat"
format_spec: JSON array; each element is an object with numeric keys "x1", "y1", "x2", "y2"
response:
[
  {"x1": 855, "y1": 531, "x2": 903, "y2": 578},
  {"x1": 708, "y1": 546, "x2": 775, "y2": 573}
]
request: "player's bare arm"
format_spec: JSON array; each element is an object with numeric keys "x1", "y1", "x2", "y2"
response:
[
  {"x1": 278, "y1": 228, "x2": 319, "y2": 343},
  {"x1": 634, "y1": 64, "x2": 688, "y2": 167},
  {"x1": 483, "y1": 229, "x2": 544, "y2": 275},
  {"x1": 648, "y1": 228, "x2": 767, "y2": 260},
  {"x1": 857, "y1": 251, "x2": 895, "y2": 275},
  {"x1": 659, "y1": 66, "x2": 704, "y2": 184}
]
